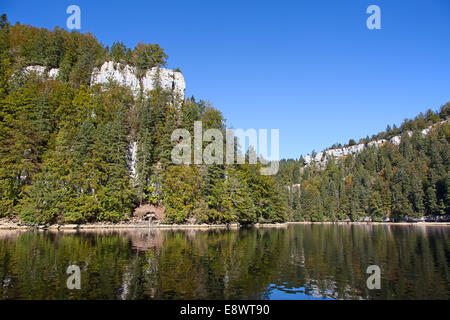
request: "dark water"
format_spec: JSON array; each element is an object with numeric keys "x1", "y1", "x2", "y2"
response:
[{"x1": 0, "y1": 224, "x2": 449, "y2": 300}]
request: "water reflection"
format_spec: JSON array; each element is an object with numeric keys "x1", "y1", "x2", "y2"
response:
[
  {"x1": 0, "y1": 224, "x2": 448, "y2": 300},
  {"x1": 266, "y1": 283, "x2": 334, "y2": 300}
]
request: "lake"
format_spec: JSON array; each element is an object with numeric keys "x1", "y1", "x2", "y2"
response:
[{"x1": 0, "y1": 224, "x2": 448, "y2": 300}]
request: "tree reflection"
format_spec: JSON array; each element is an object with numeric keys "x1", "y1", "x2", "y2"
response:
[{"x1": 0, "y1": 225, "x2": 448, "y2": 300}]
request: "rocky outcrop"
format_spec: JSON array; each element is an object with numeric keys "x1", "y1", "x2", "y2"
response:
[
  {"x1": 48, "y1": 68, "x2": 60, "y2": 79},
  {"x1": 303, "y1": 143, "x2": 366, "y2": 166},
  {"x1": 24, "y1": 66, "x2": 59, "y2": 79},
  {"x1": 141, "y1": 67, "x2": 185, "y2": 98},
  {"x1": 128, "y1": 141, "x2": 138, "y2": 179},
  {"x1": 90, "y1": 61, "x2": 185, "y2": 99},
  {"x1": 368, "y1": 139, "x2": 387, "y2": 148},
  {"x1": 389, "y1": 136, "x2": 402, "y2": 146},
  {"x1": 22, "y1": 62, "x2": 186, "y2": 100},
  {"x1": 23, "y1": 63, "x2": 185, "y2": 181},
  {"x1": 90, "y1": 61, "x2": 140, "y2": 93},
  {"x1": 302, "y1": 122, "x2": 447, "y2": 167}
]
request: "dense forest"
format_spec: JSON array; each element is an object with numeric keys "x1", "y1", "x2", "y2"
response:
[
  {"x1": 0, "y1": 15, "x2": 448, "y2": 225},
  {"x1": 277, "y1": 106, "x2": 449, "y2": 222},
  {"x1": 0, "y1": 15, "x2": 287, "y2": 225}
]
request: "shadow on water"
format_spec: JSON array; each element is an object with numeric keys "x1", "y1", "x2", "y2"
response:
[{"x1": 0, "y1": 224, "x2": 448, "y2": 300}]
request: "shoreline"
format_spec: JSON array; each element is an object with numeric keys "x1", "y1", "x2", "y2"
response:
[
  {"x1": 286, "y1": 221, "x2": 450, "y2": 226},
  {"x1": 0, "y1": 220, "x2": 449, "y2": 230}
]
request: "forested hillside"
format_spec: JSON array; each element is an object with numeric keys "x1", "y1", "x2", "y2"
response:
[
  {"x1": 277, "y1": 107, "x2": 449, "y2": 222},
  {"x1": 0, "y1": 15, "x2": 287, "y2": 225},
  {"x1": 1, "y1": 15, "x2": 448, "y2": 226}
]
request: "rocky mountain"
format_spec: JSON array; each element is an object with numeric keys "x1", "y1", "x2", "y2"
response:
[
  {"x1": 23, "y1": 61, "x2": 186, "y2": 100},
  {"x1": 23, "y1": 61, "x2": 186, "y2": 180},
  {"x1": 91, "y1": 61, "x2": 185, "y2": 99}
]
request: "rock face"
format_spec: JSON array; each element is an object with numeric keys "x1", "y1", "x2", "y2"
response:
[
  {"x1": 141, "y1": 67, "x2": 185, "y2": 98},
  {"x1": 389, "y1": 136, "x2": 402, "y2": 146},
  {"x1": 24, "y1": 65, "x2": 45, "y2": 76},
  {"x1": 48, "y1": 68, "x2": 60, "y2": 79},
  {"x1": 90, "y1": 61, "x2": 185, "y2": 99},
  {"x1": 24, "y1": 63, "x2": 186, "y2": 179},
  {"x1": 24, "y1": 66, "x2": 59, "y2": 79},
  {"x1": 128, "y1": 141, "x2": 138, "y2": 179},
  {"x1": 368, "y1": 139, "x2": 387, "y2": 148},
  {"x1": 90, "y1": 61, "x2": 140, "y2": 93},
  {"x1": 303, "y1": 143, "x2": 366, "y2": 166},
  {"x1": 23, "y1": 62, "x2": 186, "y2": 100}
]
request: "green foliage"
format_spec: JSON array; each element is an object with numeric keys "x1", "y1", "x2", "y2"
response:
[
  {"x1": 14, "y1": 85, "x2": 135, "y2": 224},
  {"x1": 278, "y1": 106, "x2": 449, "y2": 222},
  {"x1": 0, "y1": 16, "x2": 319, "y2": 226},
  {"x1": 162, "y1": 165, "x2": 202, "y2": 223},
  {"x1": 132, "y1": 42, "x2": 167, "y2": 77},
  {"x1": 110, "y1": 41, "x2": 131, "y2": 64},
  {"x1": 1, "y1": 14, "x2": 167, "y2": 88}
]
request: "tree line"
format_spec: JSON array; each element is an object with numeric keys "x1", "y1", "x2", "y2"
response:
[
  {"x1": 1, "y1": 14, "x2": 447, "y2": 225},
  {"x1": 277, "y1": 106, "x2": 449, "y2": 222},
  {"x1": 0, "y1": 16, "x2": 287, "y2": 225},
  {"x1": 0, "y1": 14, "x2": 168, "y2": 88}
]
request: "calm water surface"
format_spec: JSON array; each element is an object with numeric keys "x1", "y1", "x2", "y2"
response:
[{"x1": 0, "y1": 224, "x2": 448, "y2": 300}]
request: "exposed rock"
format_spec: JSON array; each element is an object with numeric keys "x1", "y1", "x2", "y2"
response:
[
  {"x1": 23, "y1": 62, "x2": 186, "y2": 101},
  {"x1": 303, "y1": 154, "x2": 312, "y2": 164},
  {"x1": 90, "y1": 61, "x2": 185, "y2": 100},
  {"x1": 368, "y1": 139, "x2": 387, "y2": 148},
  {"x1": 24, "y1": 65, "x2": 46, "y2": 76},
  {"x1": 128, "y1": 141, "x2": 138, "y2": 179},
  {"x1": 421, "y1": 128, "x2": 430, "y2": 135},
  {"x1": 302, "y1": 122, "x2": 446, "y2": 167},
  {"x1": 390, "y1": 136, "x2": 402, "y2": 145},
  {"x1": 133, "y1": 204, "x2": 165, "y2": 222},
  {"x1": 23, "y1": 66, "x2": 60, "y2": 80},
  {"x1": 48, "y1": 68, "x2": 59, "y2": 79},
  {"x1": 142, "y1": 67, "x2": 185, "y2": 98},
  {"x1": 90, "y1": 61, "x2": 140, "y2": 93},
  {"x1": 304, "y1": 144, "x2": 365, "y2": 167}
]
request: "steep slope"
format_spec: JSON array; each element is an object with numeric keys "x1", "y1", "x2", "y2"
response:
[
  {"x1": 0, "y1": 17, "x2": 288, "y2": 225},
  {"x1": 302, "y1": 120, "x2": 448, "y2": 167},
  {"x1": 277, "y1": 105, "x2": 450, "y2": 222}
]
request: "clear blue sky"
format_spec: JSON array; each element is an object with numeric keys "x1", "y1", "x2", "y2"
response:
[{"x1": 3, "y1": 0, "x2": 450, "y2": 159}]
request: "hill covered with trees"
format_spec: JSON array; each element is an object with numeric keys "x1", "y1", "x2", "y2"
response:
[
  {"x1": 0, "y1": 15, "x2": 287, "y2": 225},
  {"x1": 1, "y1": 15, "x2": 448, "y2": 226},
  {"x1": 277, "y1": 106, "x2": 449, "y2": 222}
]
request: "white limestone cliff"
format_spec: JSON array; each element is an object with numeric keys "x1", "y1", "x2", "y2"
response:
[
  {"x1": 90, "y1": 61, "x2": 185, "y2": 99},
  {"x1": 141, "y1": 67, "x2": 185, "y2": 98},
  {"x1": 90, "y1": 61, "x2": 140, "y2": 93},
  {"x1": 48, "y1": 68, "x2": 60, "y2": 79},
  {"x1": 24, "y1": 65, "x2": 45, "y2": 76},
  {"x1": 24, "y1": 62, "x2": 186, "y2": 179},
  {"x1": 22, "y1": 62, "x2": 186, "y2": 100},
  {"x1": 24, "y1": 66, "x2": 59, "y2": 79},
  {"x1": 389, "y1": 135, "x2": 402, "y2": 146}
]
